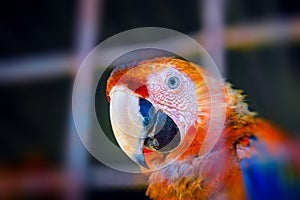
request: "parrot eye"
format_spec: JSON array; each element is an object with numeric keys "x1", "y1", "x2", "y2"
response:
[{"x1": 167, "y1": 76, "x2": 180, "y2": 89}]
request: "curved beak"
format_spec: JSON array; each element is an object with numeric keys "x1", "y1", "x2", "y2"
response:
[
  {"x1": 109, "y1": 87, "x2": 149, "y2": 168},
  {"x1": 109, "y1": 86, "x2": 181, "y2": 169}
]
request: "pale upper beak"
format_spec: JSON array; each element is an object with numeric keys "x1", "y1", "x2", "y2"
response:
[
  {"x1": 109, "y1": 86, "x2": 181, "y2": 169},
  {"x1": 109, "y1": 86, "x2": 149, "y2": 168}
]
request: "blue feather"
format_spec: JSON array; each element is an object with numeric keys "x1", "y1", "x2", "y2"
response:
[
  {"x1": 240, "y1": 138, "x2": 300, "y2": 200},
  {"x1": 139, "y1": 98, "x2": 155, "y2": 127}
]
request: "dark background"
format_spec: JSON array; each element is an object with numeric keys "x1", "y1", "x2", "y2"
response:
[{"x1": 0, "y1": 0, "x2": 300, "y2": 199}]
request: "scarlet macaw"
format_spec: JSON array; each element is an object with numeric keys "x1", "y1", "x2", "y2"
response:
[{"x1": 106, "y1": 57, "x2": 300, "y2": 200}]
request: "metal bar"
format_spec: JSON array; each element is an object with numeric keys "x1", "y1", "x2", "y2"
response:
[
  {"x1": 1, "y1": 18, "x2": 299, "y2": 81},
  {"x1": 65, "y1": 0, "x2": 103, "y2": 199},
  {"x1": 201, "y1": 0, "x2": 226, "y2": 75}
]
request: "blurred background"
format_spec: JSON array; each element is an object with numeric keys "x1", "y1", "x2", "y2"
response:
[{"x1": 1, "y1": 0, "x2": 300, "y2": 199}]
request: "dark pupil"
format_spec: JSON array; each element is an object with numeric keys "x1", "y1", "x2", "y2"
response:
[{"x1": 169, "y1": 79, "x2": 175, "y2": 85}]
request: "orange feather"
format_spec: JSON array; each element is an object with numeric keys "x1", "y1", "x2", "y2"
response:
[{"x1": 107, "y1": 57, "x2": 300, "y2": 199}]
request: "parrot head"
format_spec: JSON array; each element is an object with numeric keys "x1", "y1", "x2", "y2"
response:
[{"x1": 106, "y1": 57, "x2": 212, "y2": 170}]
